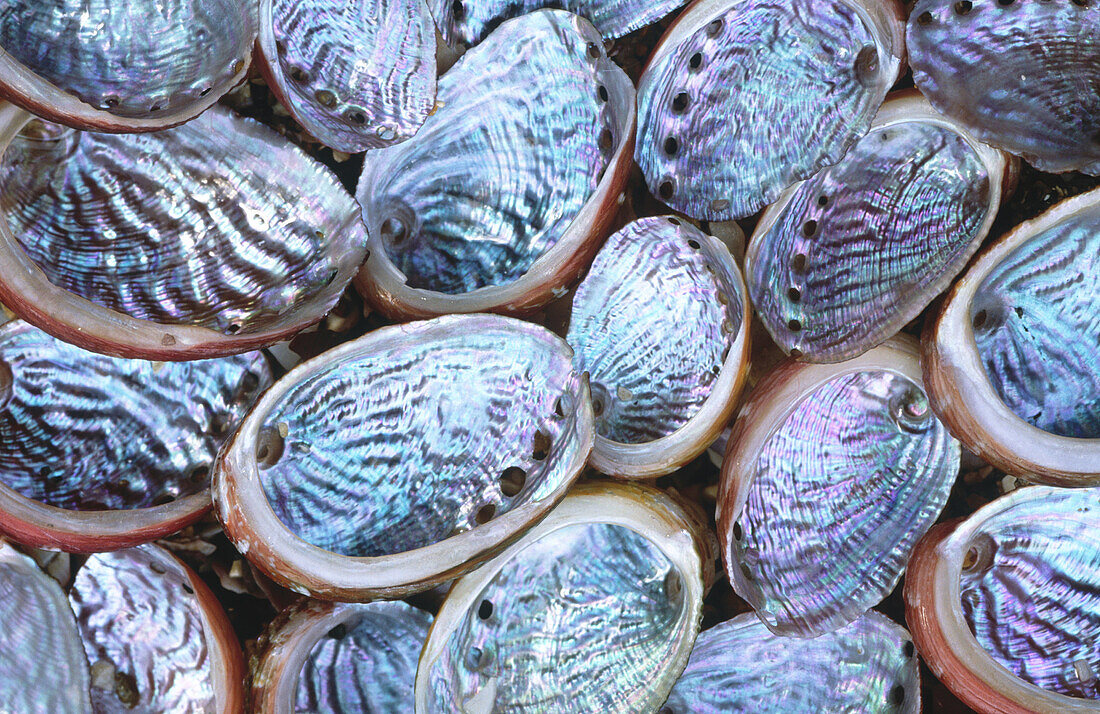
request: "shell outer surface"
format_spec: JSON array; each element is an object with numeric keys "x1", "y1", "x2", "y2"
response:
[{"x1": 908, "y1": 0, "x2": 1100, "y2": 174}]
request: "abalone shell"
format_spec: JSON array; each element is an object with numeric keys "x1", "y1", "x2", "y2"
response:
[
  {"x1": 0, "y1": 0, "x2": 254, "y2": 131},
  {"x1": 0, "y1": 107, "x2": 366, "y2": 357},
  {"x1": 636, "y1": 0, "x2": 903, "y2": 220},
  {"x1": 663, "y1": 611, "x2": 920, "y2": 713},
  {"x1": 908, "y1": 0, "x2": 1100, "y2": 174},
  {"x1": 355, "y1": 10, "x2": 634, "y2": 315},
  {"x1": 0, "y1": 321, "x2": 270, "y2": 511},
  {"x1": 260, "y1": 0, "x2": 436, "y2": 153},
  {"x1": 721, "y1": 340, "x2": 959, "y2": 636},
  {"x1": 748, "y1": 95, "x2": 1004, "y2": 362}
]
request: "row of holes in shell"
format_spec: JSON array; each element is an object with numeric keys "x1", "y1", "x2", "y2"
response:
[
  {"x1": 918, "y1": 0, "x2": 1092, "y2": 25},
  {"x1": 93, "y1": 58, "x2": 244, "y2": 113}
]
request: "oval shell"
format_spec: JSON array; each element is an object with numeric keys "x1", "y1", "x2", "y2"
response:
[
  {"x1": 214, "y1": 314, "x2": 593, "y2": 599},
  {"x1": 719, "y1": 337, "x2": 959, "y2": 636},
  {"x1": 923, "y1": 187, "x2": 1100, "y2": 485},
  {"x1": 908, "y1": 0, "x2": 1100, "y2": 174},
  {"x1": 355, "y1": 9, "x2": 635, "y2": 319},
  {"x1": 416, "y1": 482, "x2": 706, "y2": 714},
  {"x1": 663, "y1": 611, "x2": 920, "y2": 713},
  {"x1": 566, "y1": 216, "x2": 750, "y2": 477},
  {"x1": 258, "y1": 0, "x2": 436, "y2": 153},
  {"x1": 906, "y1": 486, "x2": 1100, "y2": 713},
  {"x1": 0, "y1": 105, "x2": 366, "y2": 360},
  {"x1": 0, "y1": 0, "x2": 255, "y2": 132},
  {"x1": 747, "y1": 92, "x2": 1011, "y2": 363},
  {"x1": 635, "y1": 0, "x2": 904, "y2": 220}
]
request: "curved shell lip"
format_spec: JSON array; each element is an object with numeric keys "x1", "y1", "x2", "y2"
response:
[
  {"x1": 353, "y1": 16, "x2": 636, "y2": 321},
  {"x1": 0, "y1": 488, "x2": 212, "y2": 554},
  {"x1": 213, "y1": 314, "x2": 595, "y2": 600},
  {"x1": 254, "y1": 0, "x2": 437, "y2": 154},
  {"x1": 904, "y1": 487, "x2": 1100, "y2": 714},
  {"x1": 0, "y1": 102, "x2": 366, "y2": 361},
  {"x1": 589, "y1": 224, "x2": 752, "y2": 479},
  {"x1": 413, "y1": 480, "x2": 707, "y2": 714},
  {"x1": 746, "y1": 90, "x2": 1014, "y2": 364},
  {"x1": 716, "y1": 335, "x2": 927, "y2": 627},
  {"x1": 639, "y1": 0, "x2": 906, "y2": 97},
  {"x1": 923, "y1": 187, "x2": 1100, "y2": 486},
  {"x1": 0, "y1": 25, "x2": 253, "y2": 134}
]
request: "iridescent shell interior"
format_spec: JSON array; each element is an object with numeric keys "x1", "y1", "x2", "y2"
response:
[
  {"x1": 0, "y1": 110, "x2": 366, "y2": 335},
  {"x1": 663, "y1": 612, "x2": 920, "y2": 712},
  {"x1": 425, "y1": 522, "x2": 688, "y2": 711},
  {"x1": 0, "y1": 0, "x2": 253, "y2": 121},
  {"x1": 70, "y1": 547, "x2": 217, "y2": 712},
  {"x1": 255, "y1": 319, "x2": 587, "y2": 557},
  {"x1": 954, "y1": 488, "x2": 1100, "y2": 699},
  {"x1": 636, "y1": 0, "x2": 897, "y2": 220},
  {"x1": 568, "y1": 216, "x2": 742, "y2": 444},
  {"x1": 750, "y1": 119, "x2": 992, "y2": 362},
  {"x1": 265, "y1": 0, "x2": 436, "y2": 152},
  {"x1": 0, "y1": 322, "x2": 270, "y2": 510},
  {"x1": 729, "y1": 369, "x2": 958, "y2": 636},
  {"x1": 296, "y1": 602, "x2": 432, "y2": 712},
  {"x1": 970, "y1": 205, "x2": 1100, "y2": 439},
  {"x1": 0, "y1": 543, "x2": 91, "y2": 713},
  {"x1": 429, "y1": 0, "x2": 689, "y2": 45},
  {"x1": 908, "y1": 0, "x2": 1100, "y2": 174},
  {"x1": 356, "y1": 10, "x2": 627, "y2": 294}
]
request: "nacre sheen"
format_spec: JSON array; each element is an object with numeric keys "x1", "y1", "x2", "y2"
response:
[
  {"x1": 0, "y1": 108, "x2": 366, "y2": 335},
  {"x1": 568, "y1": 216, "x2": 740, "y2": 444},
  {"x1": 637, "y1": 0, "x2": 898, "y2": 220},
  {"x1": 357, "y1": 10, "x2": 614, "y2": 294},
  {"x1": 426, "y1": 522, "x2": 687, "y2": 712},
  {"x1": 663, "y1": 611, "x2": 920, "y2": 713},
  {"x1": 264, "y1": 0, "x2": 436, "y2": 152},
  {"x1": 908, "y1": 0, "x2": 1100, "y2": 174},
  {"x1": 295, "y1": 602, "x2": 432, "y2": 713},
  {"x1": 0, "y1": 321, "x2": 270, "y2": 510},
  {"x1": 749, "y1": 117, "x2": 992, "y2": 362},
  {"x1": 256, "y1": 316, "x2": 585, "y2": 558},
  {"x1": 728, "y1": 368, "x2": 958, "y2": 636},
  {"x1": 971, "y1": 205, "x2": 1100, "y2": 439}
]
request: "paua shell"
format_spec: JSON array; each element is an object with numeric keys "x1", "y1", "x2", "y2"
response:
[
  {"x1": 252, "y1": 599, "x2": 432, "y2": 713},
  {"x1": 923, "y1": 187, "x2": 1100, "y2": 485},
  {"x1": 70, "y1": 546, "x2": 243, "y2": 713},
  {"x1": 416, "y1": 482, "x2": 707, "y2": 714},
  {"x1": 747, "y1": 93, "x2": 1011, "y2": 363},
  {"x1": 0, "y1": 542, "x2": 91, "y2": 713},
  {"x1": 635, "y1": 0, "x2": 904, "y2": 220},
  {"x1": 0, "y1": 321, "x2": 270, "y2": 551},
  {"x1": 908, "y1": 0, "x2": 1100, "y2": 174},
  {"x1": 906, "y1": 486, "x2": 1100, "y2": 713},
  {"x1": 429, "y1": 0, "x2": 689, "y2": 46},
  {"x1": 566, "y1": 216, "x2": 750, "y2": 477},
  {"x1": 0, "y1": 105, "x2": 367, "y2": 360},
  {"x1": 0, "y1": 0, "x2": 254, "y2": 132},
  {"x1": 355, "y1": 10, "x2": 635, "y2": 319},
  {"x1": 663, "y1": 611, "x2": 920, "y2": 713},
  {"x1": 258, "y1": 0, "x2": 436, "y2": 153},
  {"x1": 719, "y1": 337, "x2": 959, "y2": 637},
  {"x1": 214, "y1": 314, "x2": 593, "y2": 599}
]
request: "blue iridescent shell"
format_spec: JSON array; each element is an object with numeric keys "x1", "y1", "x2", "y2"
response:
[
  {"x1": 635, "y1": 0, "x2": 903, "y2": 220},
  {"x1": 259, "y1": 0, "x2": 436, "y2": 153},
  {"x1": 720, "y1": 338, "x2": 959, "y2": 636},
  {"x1": 355, "y1": 10, "x2": 635, "y2": 318},
  {"x1": 214, "y1": 314, "x2": 593, "y2": 598},
  {"x1": 0, "y1": 0, "x2": 254, "y2": 132},
  {"x1": 747, "y1": 94, "x2": 1007, "y2": 362},
  {"x1": 664, "y1": 611, "x2": 920, "y2": 713},
  {"x1": 908, "y1": 0, "x2": 1100, "y2": 174},
  {"x1": 0, "y1": 105, "x2": 367, "y2": 359}
]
